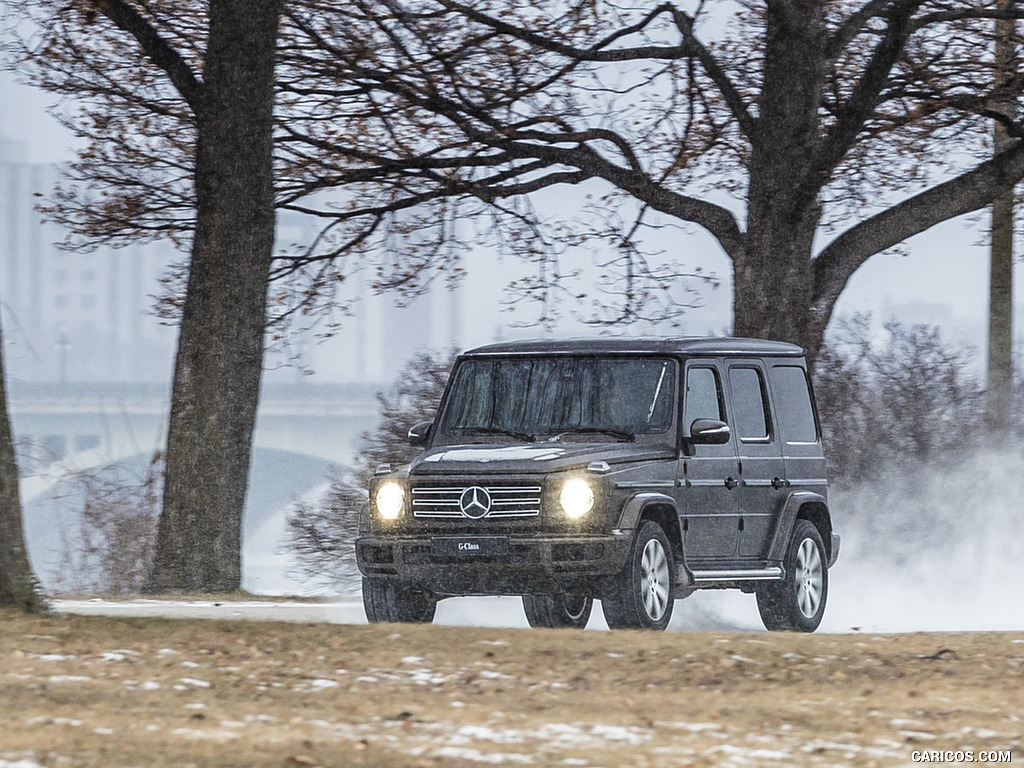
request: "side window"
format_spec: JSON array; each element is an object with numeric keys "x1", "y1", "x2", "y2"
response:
[
  {"x1": 683, "y1": 366, "x2": 723, "y2": 434},
  {"x1": 729, "y1": 367, "x2": 769, "y2": 441},
  {"x1": 769, "y1": 365, "x2": 818, "y2": 443}
]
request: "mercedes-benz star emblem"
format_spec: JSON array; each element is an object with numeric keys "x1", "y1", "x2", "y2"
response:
[{"x1": 459, "y1": 486, "x2": 492, "y2": 519}]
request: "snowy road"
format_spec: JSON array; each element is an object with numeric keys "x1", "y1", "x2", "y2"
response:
[{"x1": 50, "y1": 596, "x2": 731, "y2": 631}]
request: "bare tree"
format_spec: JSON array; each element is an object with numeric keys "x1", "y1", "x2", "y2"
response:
[
  {"x1": 0, "y1": 320, "x2": 48, "y2": 612},
  {"x1": 287, "y1": 349, "x2": 455, "y2": 590},
  {"x1": 5, "y1": 0, "x2": 281, "y2": 592},
  {"x1": 270, "y1": 1, "x2": 1024, "y2": 359}
]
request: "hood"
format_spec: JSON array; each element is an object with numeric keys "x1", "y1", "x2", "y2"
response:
[{"x1": 409, "y1": 441, "x2": 675, "y2": 475}]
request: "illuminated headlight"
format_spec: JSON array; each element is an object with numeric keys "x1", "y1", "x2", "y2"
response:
[
  {"x1": 375, "y1": 482, "x2": 405, "y2": 520},
  {"x1": 559, "y1": 478, "x2": 595, "y2": 519}
]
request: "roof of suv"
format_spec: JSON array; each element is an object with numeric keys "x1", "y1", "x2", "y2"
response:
[{"x1": 463, "y1": 337, "x2": 805, "y2": 357}]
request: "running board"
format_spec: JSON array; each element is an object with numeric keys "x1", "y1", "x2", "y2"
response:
[{"x1": 689, "y1": 567, "x2": 784, "y2": 583}]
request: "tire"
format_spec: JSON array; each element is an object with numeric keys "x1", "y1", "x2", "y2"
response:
[
  {"x1": 362, "y1": 578, "x2": 437, "y2": 624},
  {"x1": 522, "y1": 593, "x2": 593, "y2": 629},
  {"x1": 756, "y1": 519, "x2": 828, "y2": 632},
  {"x1": 601, "y1": 521, "x2": 675, "y2": 630}
]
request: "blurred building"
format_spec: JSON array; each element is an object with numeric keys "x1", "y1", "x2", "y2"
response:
[
  {"x1": 0, "y1": 140, "x2": 477, "y2": 387},
  {"x1": 0, "y1": 140, "x2": 178, "y2": 384}
]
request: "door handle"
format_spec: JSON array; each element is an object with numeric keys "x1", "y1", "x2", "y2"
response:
[
  {"x1": 725, "y1": 476, "x2": 739, "y2": 490},
  {"x1": 771, "y1": 476, "x2": 788, "y2": 490}
]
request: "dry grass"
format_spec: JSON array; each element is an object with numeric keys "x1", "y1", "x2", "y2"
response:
[{"x1": 1, "y1": 609, "x2": 1022, "y2": 767}]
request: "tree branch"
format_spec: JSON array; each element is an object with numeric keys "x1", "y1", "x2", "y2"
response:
[
  {"x1": 434, "y1": 0, "x2": 757, "y2": 139},
  {"x1": 816, "y1": 0, "x2": 924, "y2": 184},
  {"x1": 813, "y1": 139, "x2": 1024, "y2": 317},
  {"x1": 92, "y1": 0, "x2": 203, "y2": 112},
  {"x1": 824, "y1": 0, "x2": 893, "y2": 61}
]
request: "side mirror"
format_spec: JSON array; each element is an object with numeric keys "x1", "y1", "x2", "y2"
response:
[
  {"x1": 408, "y1": 421, "x2": 433, "y2": 448},
  {"x1": 689, "y1": 418, "x2": 731, "y2": 445}
]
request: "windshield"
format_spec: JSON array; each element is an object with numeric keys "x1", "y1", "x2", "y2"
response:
[{"x1": 438, "y1": 356, "x2": 676, "y2": 442}]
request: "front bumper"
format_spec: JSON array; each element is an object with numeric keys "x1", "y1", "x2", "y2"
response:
[{"x1": 355, "y1": 532, "x2": 633, "y2": 596}]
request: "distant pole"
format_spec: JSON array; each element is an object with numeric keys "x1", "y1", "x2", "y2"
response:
[
  {"x1": 986, "y1": 0, "x2": 1016, "y2": 440},
  {"x1": 55, "y1": 332, "x2": 70, "y2": 387}
]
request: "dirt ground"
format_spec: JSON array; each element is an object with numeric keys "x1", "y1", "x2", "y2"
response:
[{"x1": 0, "y1": 608, "x2": 1021, "y2": 768}]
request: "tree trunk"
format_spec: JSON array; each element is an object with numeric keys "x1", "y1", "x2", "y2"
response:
[
  {"x1": 733, "y1": 1, "x2": 826, "y2": 358},
  {"x1": 0, "y1": 322, "x2": 48, "y2": 612},
  {"x1": 145, "y1": 0, "x2": 280, "y2": 593},
  {"x1": 986, "y1": 0, "x2": 1015, "y2": 440}
]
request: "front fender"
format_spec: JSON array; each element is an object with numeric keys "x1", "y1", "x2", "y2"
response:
[{"x1": 614, "y1": 491, "x2": 678, "y2": 531}]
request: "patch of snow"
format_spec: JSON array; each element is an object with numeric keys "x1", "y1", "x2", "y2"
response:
[
  {"x1": 705, "y1": 744, "x2": 792, "y2": 761},
  {"x1": 309, "y1": 679, "x2": 339, "y2": 690},
  {"x1": 171, "y1": 728, "x2": 240, "y2": 743},
  {"x1": 590, "y1": 725, "x2": 650, "y2": 745},
  {"x1": 432, "y1": 747, "x2": 534, "y2": 764},
  {"x1": 47, "y1": 675, "x2": 91, "y2": 683},
  {"x1": 477, "y1": 670, "x2": 513, "y2": 680},
  {"x1": 654, "y1": 721, "x2": 722, "y2": 733},
  {"x1": 179, "y1": 678, "x2": 211, "y2": 688}
]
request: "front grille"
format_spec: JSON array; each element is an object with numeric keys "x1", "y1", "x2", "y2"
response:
[{"x1": 411, "y1": 485, "x2": 542, "y2": 519}]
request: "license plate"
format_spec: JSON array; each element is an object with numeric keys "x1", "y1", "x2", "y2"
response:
[{"x1": 430, "y1": 536, "x2": 509, "y2": 557}]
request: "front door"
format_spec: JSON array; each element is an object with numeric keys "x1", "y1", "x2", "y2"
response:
[{"x1": 678, "y1": 361, "x2": 739, "y2": 558}]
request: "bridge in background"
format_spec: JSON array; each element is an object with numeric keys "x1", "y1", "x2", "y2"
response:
[{"x1": 8, "y1": 381, "x2": 382, "y2": 502}]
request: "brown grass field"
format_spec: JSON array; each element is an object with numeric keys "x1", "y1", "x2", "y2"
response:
[{"x1": 1, "y1": 608, "x2": 1022, "y2": 767}]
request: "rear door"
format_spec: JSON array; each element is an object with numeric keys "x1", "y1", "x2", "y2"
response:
[
  {"x1": 678, "y1": 360, "x2": 739, "y2": 558},
  {"x1": 767, "y1": 363, "x2": 827, "y2": 494},
  {"x1": 726, "y1": 361, "x2": 786, "y2": 558}
]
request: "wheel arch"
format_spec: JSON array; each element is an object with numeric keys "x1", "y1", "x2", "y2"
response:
[
  {"x1": 616, "y1": 492, "x2": 684, "y2": 563},
  {"x1": 767, "y1": 491, "x2": 833, "y2": 562}
]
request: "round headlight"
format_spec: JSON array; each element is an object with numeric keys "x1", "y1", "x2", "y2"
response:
[
  {"x1": 560, "y1": 478, "x2": 595, "y2": 519},
  {"x1": 375, "y1": 482, "x2": 405, "y2": 520}
]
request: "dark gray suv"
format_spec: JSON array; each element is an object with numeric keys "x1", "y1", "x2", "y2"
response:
[{"x1": 356, "y1": 337, "x2": 840, "y2": 632}]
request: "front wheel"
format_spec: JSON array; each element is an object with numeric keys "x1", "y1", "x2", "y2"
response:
[
  {"x1": 362, "y1": 578, "x2": 437, "y2": 624},
  {"x1": 601, "y1": 521, "x2": 675, "y2": 630},
  {"x1": 522, "y1": 593, "x2": 593, "y2": 629},
  {"x1": 756, "y1": 519, "x2": 828, "y2": 632}
]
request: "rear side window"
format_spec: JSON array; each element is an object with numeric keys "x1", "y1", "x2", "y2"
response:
[
  {"x1": 683, "y1": 366, "x2": 723, "y2": 433},
  {"x1": 729, "y1": 367, "x2": 769, "y2": 440},
  {"x1": 769, "y1": 366, "x2": 818, "y2": 443}
]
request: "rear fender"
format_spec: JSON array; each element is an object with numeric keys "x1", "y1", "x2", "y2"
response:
[{"x1": 767, "y1": 491, "x2": 833, "y2": 562}]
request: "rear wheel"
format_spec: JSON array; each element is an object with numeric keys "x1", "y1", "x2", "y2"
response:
[
  {"x1": 362, "y1": 578, "x2": 437, "y2": 623},
  {"x1": 756, "y1": 519, "x2": 827, "y2": 632},
  {"x1": 602, "y1": 521, "x2": 675, "y2": 630},
  {"x1": 522, "y1": 593, "x2": 593, "y2": 629}
]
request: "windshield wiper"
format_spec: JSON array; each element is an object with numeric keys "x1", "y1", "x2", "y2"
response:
[
  {"x1": 462, "y1": 426, "x2": 537, "y2": 442},
  {"x1": 546, "y1": 427, "x2": 636, "y2": 442}
]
